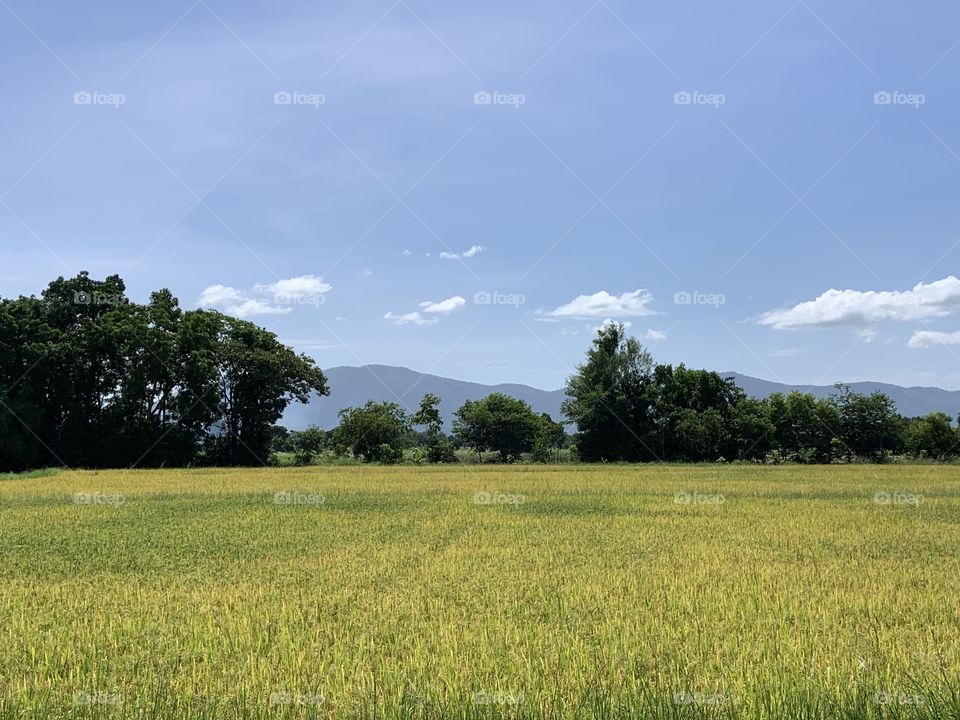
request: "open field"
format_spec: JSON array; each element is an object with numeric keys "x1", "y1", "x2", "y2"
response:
[{"x1": 1, "y1": 465, "x2": 958, "y2": 719}]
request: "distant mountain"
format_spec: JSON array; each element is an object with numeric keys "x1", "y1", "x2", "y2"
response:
[
  {"x1": 282, "y1": 365, "x2": 565, "y2": 430},
  {"x1": 721, "y1": 373, "x2": 960, "y2": 420},
  {"x1": 282, "y1": 364, "x2": 960, "y2": 430}
]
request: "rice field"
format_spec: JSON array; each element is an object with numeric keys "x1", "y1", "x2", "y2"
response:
[{"x1": 0, "y1": 465, "x2": 958, "y2": 719}]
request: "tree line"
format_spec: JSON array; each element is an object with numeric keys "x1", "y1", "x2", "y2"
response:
[
  {"x1": 279, "y1": 323, "x2": 958, "y2": 465},
  {"x1": 0, "y1": 273, "x2": 327, "y2": 471},
  {"x1": 2, "y1": 277, "x2": 958, "y2": 470}
]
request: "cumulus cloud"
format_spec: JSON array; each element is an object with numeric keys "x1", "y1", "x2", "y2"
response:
[
  {"x1": 439, "y1": 245, "x2": 486, "y2": 260},
  {"x1": 545, "y1": 290, "x2": 657, "y2": 319},
  {"x1": 384, "y1": 311, "x2": 437, "y2": 326},
  {"x1": 420, "y1": 296, "x2": 466, "y2": 314},
  {"x1": 199, "y1": 284, "x2": 290, "y2": 318},
  {"x1": 386, "y1": 295, "x2": 465, "y2": 325},
  {"x1": 254, "y1": 274, "x2": 331, "y2": 302},
  {"x1": 198, "y1": 275, "x2": 331, "y2": 318},
  {"x1": 908, "y1": 330, "x2": 960, "y2": 348},
  {"x1": 759, "y1": 276, "x2": 960, "y2": 330}
]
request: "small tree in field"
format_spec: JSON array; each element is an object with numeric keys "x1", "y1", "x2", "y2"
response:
[
  {"x1": 453, "y1": 393, "x2": 541, "y2": 462},
  {"x1": 411, "y1": 393, "x2": 457, "y2": 463},
  {"x1": 332, "y1": 401, "x2": 411, "y2": 463}
]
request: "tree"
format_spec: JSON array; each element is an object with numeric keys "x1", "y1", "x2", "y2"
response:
[
  {"x1": 0, "y1": 273, "x2": 329, "y2": 471},
  {"x1": 289, "y1": 426, "x2": 327, "y2": 465},
  {"x1": 453, "y1": 393, "x2": 542, "y2": 461},
  {"x1": 725, "y1": 396, "x2": 774, "y2": 461},
  {"x1": 907, "y1": 412, "x2": 957, "y2": 459},
  {"x1": 332, "y1": 401, "x2": 411, "y2": 463},
  {"x1": 208, "y1": 314, "x2": 329, "y2": 465},
  {"x1": 833, "y1": 385, "x2": 903, "y2": 462},
  {"x1": 411, "y1": 393, "x2": 457, "y2": 463},
  {"x1": 562, "y1": 322, "x2": 656, "y2": 462},
  {"x1": 532, "y1": 413, "x2": 566, "y2": 462}
]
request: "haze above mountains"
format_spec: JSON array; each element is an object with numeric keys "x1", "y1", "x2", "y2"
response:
[{"x1": 282, "y1": 365, "x2": 960, "y2": 430}]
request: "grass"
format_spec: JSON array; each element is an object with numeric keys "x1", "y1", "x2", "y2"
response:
[{"x1": 0, "y1": 464, "x2": 958, "y2": 719}]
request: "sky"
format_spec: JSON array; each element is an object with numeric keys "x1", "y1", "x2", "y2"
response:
[{"x1": 3, "y1": 0, "x2": 960, "y2": 391}]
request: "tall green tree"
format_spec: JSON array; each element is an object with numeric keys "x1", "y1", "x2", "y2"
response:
[{"x1": 562, "y1": 322, "x2": 656, "y2": 462}]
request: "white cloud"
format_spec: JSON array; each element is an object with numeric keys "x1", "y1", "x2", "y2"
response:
[
  {"x1": 384, "y1": 311, "x2": 437, "y2": 326},
  {"x1": 908, "y1": 330, "x2": 960, "y2": 348},
  {"x1": 387, "y1": 295, "x2": 465, "y2": 325},
  {"x1": 199, "y1": 275, "x2": 331, "y2": 318},
  {"x1": 545, "y1": 290, "x2": 657, "y2": 319},
  {"x1": 644, "y1": 329, "x2": 667, "y2": 341},
  {"x1": 199, "y1": 290, "x2": 291, "y2": 318},
  {"x1": 759, "y1": 276, "x2": 960, "y2": 330},
  {"x1": 420, "y1": 296, "x2": 466, "y2": 314},
  {"x1": 254, "y1": 274, "x2": 331, "y2": 302},
  {"x1": 855, "y1": 328, "x2": 878, "y2": 343},
  {"x1": 402, "y1": 249, "x2": 412, "y2": 256},
  {"x1": 198, "y1": 284, "x2": 245, "y2": 307},
  {"x1": 439, "y1": 245, "x2": 486, "y2": 260}
]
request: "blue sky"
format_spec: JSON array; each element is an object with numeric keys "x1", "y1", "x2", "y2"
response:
[{"x1": 3, "y1": 0, "x2": 960, "y2": 390}]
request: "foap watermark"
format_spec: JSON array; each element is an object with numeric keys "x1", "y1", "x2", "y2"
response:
[
  {"x1": 674, "y1": 290, "x2": 725, "y2": 308},
  {"x1": 74, "y1": 492, "x2": 125, "y2": 507},
  {"x1": 473, "y1": 90, "x2": 526, "y2": 108},
  {"x1": 674, "y1": 490, "x2": 725, "y2": 506},
  {"x1": 74, "y1": 290, "x2": 127, "y2": 306},
  {"x1": 674, "y1": 90, "x2": 725, "y2": 108},
  {"x1": 473, "y1": 691, "x2": 524, "y2": 706},
  {"x1": 272, "y1": 292, "x2": 326, "y2": 308},
  {"x1": 73, "y1": 90, "x2": 125, "y2": 108},
  {"x1": 474, "y1": 290, "x2": 525, "y2": 308},
  {"x1": 73, "y1": 691, "x2": 123, "y2": 707},
  {"x1": 874, "y1": 490, "x2": 922, "y2": 507},
  {"x1": 673, "y1": 692, "x2": 728, "y2": 707},
  {"x1": 269, "y1": 691, "x2": 326, "y2": 706},
  {"x1": 873, "y1": 90, "x2": 925, "y2": 108},
  {"x1": 274, "y1": 491, "x2": 325, "y2": 507},
  {"x1": 274, "y1": 90, "x2": 326, "y2": 108},
  {"x1": 474, "y1": 491, "x2": 525, "y2": 507},
  {"x1": 874, "y1": 691, "x2": 925, "y2": 706}
]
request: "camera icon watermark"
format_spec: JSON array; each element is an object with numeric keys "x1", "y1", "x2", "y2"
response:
[
  {"x1": 873, "y1": 490, "x2": 922, "y2": 507},
  {"x1": 274, "y1": 491, "x2": 326, "y2": 507},
  {"x1": 673, "y1": 692, "x2": 727, "y2": 707},
  {"x1": 673, "y1": 491, "x2": 725, "y2": 506},
  {"x1": 74, "y1": 492, "x2": 125, "y2": 507},
  {"x1": 73, "y1": 290, "x2": 127, "y2": 306},
  {"x1": 474, "y1": 491, "x2": 525, "y2": 506},
  {"x1": 273, "y1": 90, "x2": 326, "y2": 108},
  {"x1": 73, "y1": 691, "x2": 123, "y2": 707},
  {"x1": 673, "y1": 290, "x2": 725, "y2": 308},
  {"x1": 473, "y1": 691, "x2": 524, "y2": 706},
  {"x1": 272, "y1": 292, "x2": 326, "y2": 308},
  {"x1": 873, "y1": 90, "x2": 925, "y2": 108},
  {"x1": 473, "y1": 90, "x2": 526, "y2": 108},
  {"x1": 673, "y1": 90, "x2": 725, "y2": 108},
  {"x1": 73, "y1": 91, "x2": 125, "y2": 108},
  {"x1": 473, "y1": 290, "x2": 525, "y2": 308}
]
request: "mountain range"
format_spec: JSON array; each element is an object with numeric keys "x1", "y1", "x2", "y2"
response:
[{"x1": 281, "y1": 365, "x2": 960, "y2": 430}]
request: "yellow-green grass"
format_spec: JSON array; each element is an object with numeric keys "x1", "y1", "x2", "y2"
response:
[{"x1": 1, "y1": 465, "x2": 958, "y2": 719}]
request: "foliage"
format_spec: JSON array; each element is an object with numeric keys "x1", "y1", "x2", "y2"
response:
[{"x1": 0, "y1": 273, "x2": 328, "y2": 471}]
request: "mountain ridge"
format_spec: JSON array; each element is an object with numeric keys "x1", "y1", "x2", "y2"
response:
[{"x1": 281, "y1": 364, "x2": 960, "y2": 430}]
